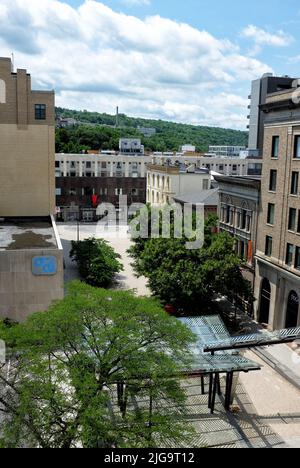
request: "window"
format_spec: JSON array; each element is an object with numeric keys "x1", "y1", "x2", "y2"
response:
[
  {"x1": 115, "y1": 188, "x2": 123, "y2": 196},
  {"x1": 295, "y1": 247, "x2": 300, "y2": 270},
  {"x1": 86, "y1": 162, "x2": 91, "y2": 169},
  {"x1": 69, "y1": 188, "x2": 76, "y2": 196},
  {"x1": 132, "y1": 188, "x2": 139, "y2": 196},
  {"x1": 267, "y1": 203, "x2": 275, "y2": 225},
  {"x1": 35, "y1": 104, "x2": 46, "y2": 120},
  {"x1": 232, "y1": 165, "x2": 237, "y2": 172},
  {"x1": 241, "y1": 210, "x2": 247, "y2": 230},
  {"x1": 297, "y1": 211, "x2": 300, "y2": 233},
  {"x1": 265, "y1": 236, "x2": 273, "y2": 257},
  {"x1": 291, "y1": 172, "x2": 299, "y2": 195},
  {"x1": 55, "y1": 188, "x2": 61, "y2": 196},
  {"x1": 0, "y1": 79, "x2": 6, "y2": 104},
  {"x1": 55, "y1": 161, "x2": 60, "y2": 168},
  {"x1": 203, "y1": 179, "x2": 209, "y2": 190},
  {"x1": 226, "y1": 206, "x2": 231, "y2": 224},
  {"x1": 294, "y1": 136, "x2": 300, "y2": 159},
  {"x1": 288, "y1": 208, "x2": 297, "y2": 231},
  {"x1": 269, "y1": 170, "x2": 277, "y2": 192},
  {"x1": 83, "y1": 187, "x2": 93, "y2": 196},
  {"x1": 286, "y1": 243, "x2": 294, "y2": 266},
  {"x1": 271, "y1": 136, "x2": 279, "y2": 158}
]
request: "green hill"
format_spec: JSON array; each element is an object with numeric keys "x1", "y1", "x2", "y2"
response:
[{"x1": 55, "y1": 107, "x2": 248, "y2": 153}]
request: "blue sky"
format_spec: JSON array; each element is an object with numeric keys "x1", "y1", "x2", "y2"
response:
[{"x1": 1, "y1": 0, "x2": 300, "y2": 129}]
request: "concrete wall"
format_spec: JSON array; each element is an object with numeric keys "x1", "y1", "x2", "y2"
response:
[
  {"x1": 0, "y1": 247, "x2": 64, "y2": 322},
  {"x1": 0, "y1": 57, "x2": 55, "y2": 216}
]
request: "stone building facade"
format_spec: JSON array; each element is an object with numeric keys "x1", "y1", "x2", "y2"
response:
[
  {"x1": 0, "y1": 57, "x2": 63, "y2": 321},
  {"x1": 0, "y1": 57, "x2": 55, "y2": 217},
  {"x1": 215, "y1": 176, "x2": 261, "y2": 283},
  {"x1": 254, "y1": 87, "x2": 300, "y2": 329}
]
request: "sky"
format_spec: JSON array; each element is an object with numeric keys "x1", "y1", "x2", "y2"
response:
[{"x1": 1, "y1": 0, "x2": 300, "y2": 129}]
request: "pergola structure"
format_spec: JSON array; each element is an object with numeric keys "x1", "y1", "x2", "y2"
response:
[
  {"x1": 203, "y1": 326, "x2": 300, "y2": 353},
  {"x1": 179, "y1": 316, "x2": 261, "y2": 414}
]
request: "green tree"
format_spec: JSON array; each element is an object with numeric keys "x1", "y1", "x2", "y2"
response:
[
  {"x1": 70, "y1": 238, "x2": 123, "y2": 288},
  {"x1": 128, "y1": 214, "x2": 253, "y2": 313},
  {"x1": 0, "y1": 282, "x2": 196, "y2": 448}
]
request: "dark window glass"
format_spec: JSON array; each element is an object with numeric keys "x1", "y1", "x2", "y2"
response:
[
  {"x1": 226, "y1": 206, "x2": 231, "y2": 224},
  {"x1": 291, "y1": 172, "x2": 299, "y2": 195},
  {"x1": 35, "y1": 104, "x2": 46, "y2": 120},
  {"x1": 271, "y1": 136, "x2": 280, "y2": 158},
  {"x1": 55, "y1": 161, "x2": 60, "y2": 168},
  {"x1": 288, "y1": 208, "x2": 297, "y2": 231},
  {"x1": 267, "y1": 203, "x2": 275, "y2": 225},
  {"x1": 241, "y1": 210, "x2": 247, "y2": 230},
  {"x1": 295, "y1": 247, "x2": 300, "y2": 270},
  {"x1": 286, "y1": 243, "x2": 294, "y2": 266},
  {"x1": 269, "y1": 170, "x2": 277, "y2": 192},
  {"x1": 265, "y1": 236, "x2": 273, "y2": 257},
  {"x1": 294, "y1": 136, "x2": 300, "y2": 159}
]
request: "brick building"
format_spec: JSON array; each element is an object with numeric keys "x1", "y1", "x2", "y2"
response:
[{"x1": 254, "y1": 84, "x2": 300, "y2": 329}]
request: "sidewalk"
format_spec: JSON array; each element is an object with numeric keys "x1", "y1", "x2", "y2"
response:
[
  {"x1": 215, "y1": 296, "x2": 300, "y2": 390},
  {"x1": 253, "y1": 344, "x2": 300, "y2": 391}
]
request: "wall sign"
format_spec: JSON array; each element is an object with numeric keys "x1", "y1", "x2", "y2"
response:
[{"x1": 32, "y1": 256, "x2": 57, "y2": 276}]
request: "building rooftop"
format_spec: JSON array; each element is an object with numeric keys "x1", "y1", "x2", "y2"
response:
[
  {"x1": 0, "y1": 218, "x2": 58, "y2": 251},
  {"x1": 174, "y1": 188, "x2": 219, "y2": 206}
]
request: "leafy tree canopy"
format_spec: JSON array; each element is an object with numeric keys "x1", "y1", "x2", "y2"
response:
[
  {"x1": 70, "y1": 237, "x2": 123, "y2": 288},
  {"x1": 128, "y1": 212, "x2": 253, "y2": 313},
  {"x1": 0, "y1": 282, "x2": 196, "y2": 448},
  {"x1": 55, "y1": 107, "x2": 248, "y2": 153}
]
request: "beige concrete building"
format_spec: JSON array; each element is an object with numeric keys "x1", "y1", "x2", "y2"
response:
[
  {"x1": 0, "y1": 57, "x2": 55, "y2": 217},
  {"x1": 146, "y1": 162, "x2": 211, "y2": 205},
  {"x1": 254, "y1": 85, "x2": 300, "y2": 329},
  {"x1": 150, "y1": 153, "x2": 262, "y2": 177},
  {"x1": 0, "y1": 57, "x2": 63, "y2": 321}
]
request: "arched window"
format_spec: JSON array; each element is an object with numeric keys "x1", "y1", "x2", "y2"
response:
[
  {"x1": 0, "y1": 80, "x2": 6, "y2": 104},
  {"x1": 286, "y1": 291, "x2": 299, "y2": 328},
  {"x1": 259, "y1": 278, "x2": 271, "y2": 324}
]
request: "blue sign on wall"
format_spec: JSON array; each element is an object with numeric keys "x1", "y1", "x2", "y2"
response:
[{"x1": 32, "y1": 256, "x2": 57, "y2": 276}]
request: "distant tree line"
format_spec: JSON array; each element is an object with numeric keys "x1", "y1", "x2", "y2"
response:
[{"x1": 55, "y1": 107, "x2": 248, "y2": 154}]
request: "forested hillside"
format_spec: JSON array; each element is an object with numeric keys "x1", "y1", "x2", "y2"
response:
[{"x1": 55, "y1": 107, "x2": 248, "y2": 153}]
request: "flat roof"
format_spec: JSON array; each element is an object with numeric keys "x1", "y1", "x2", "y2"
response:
[
  {"x1": 0, "y1": 218, "x2": 58, "y2": 251},
  {"x1": 174, "y1": 189, "x2": 219, "y2": 206}
]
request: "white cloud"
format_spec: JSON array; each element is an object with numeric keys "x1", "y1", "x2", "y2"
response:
[
  {"x1": 241, "y1": 25, "x2": 294, "y2": 56},
  {"x1": 120, "y1": 0, "x2": 151, "y2": 6},
  {"x1": 0, "y1": 0, "x2": 273, "y2": 129}
]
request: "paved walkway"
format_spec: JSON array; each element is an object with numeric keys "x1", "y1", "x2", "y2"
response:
[{"x1": 57, "y1": 223, "x2": 150, "y2": 296}]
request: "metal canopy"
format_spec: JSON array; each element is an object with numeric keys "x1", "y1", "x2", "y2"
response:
[
  {"x1": 203, "y1": 326, "x2": 300, "y2": 353},
  {"x1": 178, "y1": 316, "x2": 261, "y2": 414},
  {"x1": 179, "y1": 316, "x2": 261, "y2": 374}
]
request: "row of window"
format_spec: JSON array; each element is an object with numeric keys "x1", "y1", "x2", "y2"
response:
[
  {"x1": 267, "y1": 203, "x2": 300, "y2": 232},
  {"x1": 56, "y1": 188, "x2": 140, "y2": 196},
  {"x1": 56, "y1": 161, "x2": 143, "y2": 168},
  {"x1": 269, "y1": 169, "x2": 300, "y2": 196},
  {"x1": 271, "y1": 135, "x2": 300, "y2": 159},
  {"x1": 265, "y1": 236, "x2": 300, "y2": 270}
]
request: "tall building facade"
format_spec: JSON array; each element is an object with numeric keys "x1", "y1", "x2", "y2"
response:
[
  {"x1": 0, "y1": 58, "x2": 63, "y2": 322},
  {"x1": 254, "y1": 85, "x2": 300, "y2": 329},
  {"x1": 0, "y1": 58, "x2": 55, "y2": 216},
  {"x1": 247, "y1": 74, "x2": 295, "y2": 153}
]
